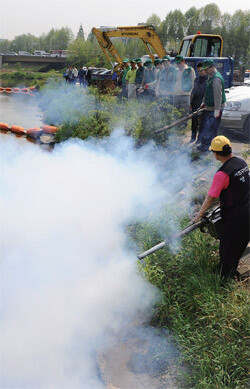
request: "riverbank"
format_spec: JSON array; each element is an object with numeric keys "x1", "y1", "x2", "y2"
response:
[
  {"x1": 130, "y1": 136, "x2": 249, "y2": 388},
  {"x1": 96, "y1": 135, "x2": 249, "y2": 388},
  {"x1": 1, "y1": 84, "x2": 249, "y2": 388},
  {"x1": 0, "y1": 65, "x2": 63, "y2": 88}
]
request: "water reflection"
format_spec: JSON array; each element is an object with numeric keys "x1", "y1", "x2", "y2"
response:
[{"x1": 0, "y1": 93, "x2": 43, "y2": 129}]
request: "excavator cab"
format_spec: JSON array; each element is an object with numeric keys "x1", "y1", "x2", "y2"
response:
[{"x1": 179, "y1": 33, "x2": 223, "y2": 58}]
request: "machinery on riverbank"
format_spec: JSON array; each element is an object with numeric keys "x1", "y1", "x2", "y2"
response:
[{"x1": 92, "y1": 26, "x2": 234, "y2": 88}]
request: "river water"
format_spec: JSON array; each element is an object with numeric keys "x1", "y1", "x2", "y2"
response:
[{"x1": 0, "y1": 93, "x2": 43, "y2": 129}]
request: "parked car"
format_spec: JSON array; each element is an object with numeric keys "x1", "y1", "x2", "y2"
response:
[
  {"x1": 2, "y1": 51, "x2": 18, "y2": 56},
  {"x1": 244, "y1": 70, "x2": 250, "y2": 85},
  {"x1": 220, "y1": 85, "x2": 250, "y2": 139}
]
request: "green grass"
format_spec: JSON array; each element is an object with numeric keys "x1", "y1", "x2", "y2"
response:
[
  {"x1": 0, "y1": 67, "x2": 63, "y2": 88},
  {"x1": 132, "y1": 218, "x2": 250, "y2": 388},
  {"x1": 241, "y1": 147, "x2": 250, "y2": 161}
]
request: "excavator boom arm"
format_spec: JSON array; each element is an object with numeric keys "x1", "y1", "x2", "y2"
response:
[{"x1": 92, "y1": 25, "x2": 166, "y2": 73}]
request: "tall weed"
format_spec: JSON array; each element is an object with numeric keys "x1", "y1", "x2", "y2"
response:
[{"x1": 133, "y1": 217, "x2": 249, "y2": 388}]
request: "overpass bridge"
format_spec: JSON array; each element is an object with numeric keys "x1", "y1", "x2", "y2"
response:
[{"x1": 0, "y1": 55, "x2": 67, "y2": 69}]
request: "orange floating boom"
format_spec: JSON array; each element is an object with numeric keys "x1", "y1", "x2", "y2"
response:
[
  {"x1": 0, "y1": 122, "x2": 10, "y2": 130},
  {"x1": 26, "y1": 127, "x2": 43, "y2": 137},
  {"x1": 42, "y1": 125, "x2": 58, "y2": 134},
  {"x1": 10, "y1": 125, "x2": 26, "y2": 135}
]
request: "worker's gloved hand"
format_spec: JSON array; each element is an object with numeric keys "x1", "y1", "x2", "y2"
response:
[
  {"x1": 199, "y1": 103, "x2": 205, "y2": 110},
  {"x1": 214, "y1": 109, "x2": 220, "y2": 119}
]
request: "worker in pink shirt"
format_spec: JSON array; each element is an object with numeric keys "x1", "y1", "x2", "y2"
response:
[{"x1": 194, "y1": 136, "x2": 249, "y2": 280}]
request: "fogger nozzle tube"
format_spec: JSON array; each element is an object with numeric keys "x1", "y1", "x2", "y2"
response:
[
  {"x1": 155, "y1": 108, "x2": 205, "y2": 135},
  {"x1": 138, "y1": 219, "x2": 207, "y2": 260}
]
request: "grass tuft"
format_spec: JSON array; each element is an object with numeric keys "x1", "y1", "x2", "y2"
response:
[{"x1": 132, "y1": 218, "x2": 250, "y2": 388}]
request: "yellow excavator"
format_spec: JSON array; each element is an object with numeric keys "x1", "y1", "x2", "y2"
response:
[
  {"x1": 92, "y1": 26, "x2": 223, "y2": 71},
  {"x1": 92, "y1": 25, "x2": 166, "y2": 74},
  {"x1": 92, "y1": 26, "x2": 233, "y2": 88}
]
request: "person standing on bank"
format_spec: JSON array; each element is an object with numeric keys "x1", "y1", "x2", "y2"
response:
[
  {"x1": 78, "y1": 66, "x2": 86, "y2": 86},
  {"x1": 135, "y1": 58, "x2": 145, "y2": 97},
  {"x1": 121, "y1": 58, "x2": 131, "y2": 98},
  {"x1": 194, "y1": 136, "x2": 249, "y2": 280},
  {"x1": 173, "y1": 55, "x2": 195, "y2": 115},
  {"x1": 197, "y1": 59, "x2": 226, "y2": 152},
  {"x1": 155, "y1": 55, "x2": 176, "y2": 104},
  {"x1": 85, "y1": 66, "x2": 92, "y2": 86},
  {"x1": 189, "y1": 62, "x2": 207, "y2": 142},
  {"x1": 125, "y1": 59, "x2": 137, "y2": 99}
]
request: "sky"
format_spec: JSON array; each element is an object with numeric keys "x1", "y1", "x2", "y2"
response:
[{"x1": 1, "y1": 0, "x2": 249, "y2": 41}]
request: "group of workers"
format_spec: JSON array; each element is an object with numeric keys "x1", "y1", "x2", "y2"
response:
[
  {"x1": 64, "y1": 66, "x2": 92, "y2": 86},
  {"x1": 64, "y1": 58, "x2": 247, "y2": 284},
  {"x1": 122, "y1": 56, "x2": 249, "y2": 281},
  {"x1": 120, "y1": 55, "x2": 226, "y2": 152}
]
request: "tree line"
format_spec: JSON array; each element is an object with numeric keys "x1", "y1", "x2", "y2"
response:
[{"x1": 0, "y1": 4, "x2": 249, "y2": 69}]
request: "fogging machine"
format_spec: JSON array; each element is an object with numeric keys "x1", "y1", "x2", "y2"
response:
[{"x1": 138, "y1": 206, "x2": 221, "y2": 260}]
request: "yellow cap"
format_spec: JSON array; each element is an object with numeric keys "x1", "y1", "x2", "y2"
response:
[{"x1": 209, "y1": 136, "x2": 231, "y2": 151}]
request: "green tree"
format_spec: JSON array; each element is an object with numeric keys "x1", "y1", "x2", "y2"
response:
[
  {"x1": 146, "y1": 14, "x2": 161, "y2": 31},
  {"x1": 159, "y1": 10, "x2": 186, "y2": 49},
  {"x1": 68, "y1": 39, "x2": 107, "y2": 67},
  {"x1": 185, "y1": 7, "x2": 202, "y2": 35},
  {"x1": 200, "y1": 3, "x2": 221, "y2": 32},
  {"x1": 39, "y1": 27, "x2": 74, "y2": 52},
  {"x1": 110, "y1": 38, "x2": 126, "y2": 60},
  {"x1": 10, "y1": 33, "x2": 39, "y2": 53},
  {"x1": 87, "y1": 30, "x2": 95, "y2": 42},
  {"x1": 217, "y1": 13, "x2": 232, "y2": 57},
  {"x1": 228, "y1": 10, "x2": 250, "y2": 67},
  {"x1": 124, "y1": 39, "x2": 146, "y2": 60},
  {"x1": 0, "y1": 39, "x2": 12, "y2": 53},
  {"x1": 77, "y1": 24, "x2": 85, "y2": 40}
]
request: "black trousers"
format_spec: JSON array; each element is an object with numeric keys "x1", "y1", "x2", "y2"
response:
[
  {"x1": 191, "y1": 115, "x2": 202, "y2": 140},
  {"x1": 219, "y1": 215, "x2": 249, "y2": 278}
]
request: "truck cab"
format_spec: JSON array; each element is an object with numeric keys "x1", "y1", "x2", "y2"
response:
[
  {"x1": 178, "y1": 33, "x2": 233, "y2": 88},
  {"x1": 179, "y1": 33, "x2": 223, "y2": 58}
]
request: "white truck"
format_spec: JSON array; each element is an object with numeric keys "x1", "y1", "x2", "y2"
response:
[
  {"x1": 18, "y1": 51, "x2": 30, "y2": 56},
  {"x1": 34, "y1": 50, "x2": 49, "y2": 56}
]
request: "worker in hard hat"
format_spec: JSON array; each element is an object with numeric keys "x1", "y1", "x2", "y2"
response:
[{"x1": 194, "y1": 136, "x2": 249, "y2": 280}]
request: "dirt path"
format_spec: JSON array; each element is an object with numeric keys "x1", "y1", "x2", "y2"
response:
[{"x1": 97, "y1": 326, "x2": 184, "y2": 389}]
